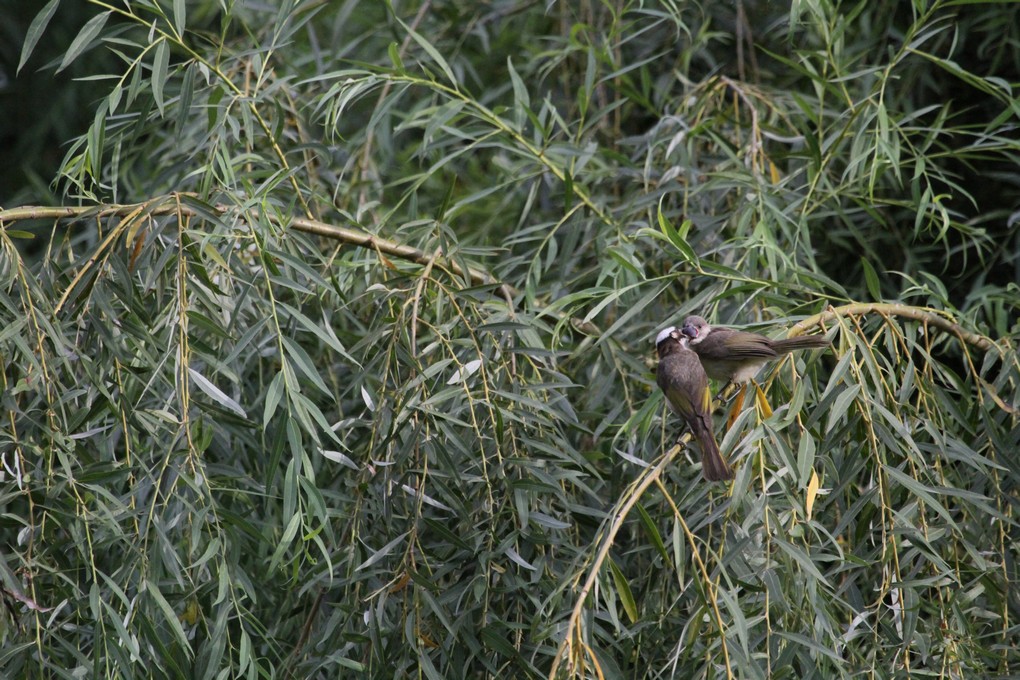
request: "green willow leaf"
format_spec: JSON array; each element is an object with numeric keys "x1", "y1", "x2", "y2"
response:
[
  {"x1": 356, "y1": 531, "x2": 410, "y2": 572},
  {"x1": 152, "y1": 39, "x2": 169, "y2": 116},
  {"x1": 17, "y1": 0, "x2": 60, "y2": 73},
  {"x1": 188, "y1": 367, "x2": 246, "y2": 417},
  {"x1": 58, "y1": 10, "x2": 110, "y2": 73}
]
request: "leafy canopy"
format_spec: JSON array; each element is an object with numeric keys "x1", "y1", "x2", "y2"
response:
[{"x1": 1, "y1": 1, "x2": 1018, "y2": 679}]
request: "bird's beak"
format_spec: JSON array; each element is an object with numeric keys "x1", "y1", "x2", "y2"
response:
[{"x1": 681, "y1": 323, "x2": 697, "y2": 339}]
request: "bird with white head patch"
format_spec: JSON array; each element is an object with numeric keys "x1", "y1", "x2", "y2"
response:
[{"x1": 655, "y1": 326, "x2": 733, "y2": 481}]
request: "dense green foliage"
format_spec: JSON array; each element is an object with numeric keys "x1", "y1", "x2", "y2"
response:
[{"x1": 2, "y1": 1, "x2": 1018, "y2": 678}]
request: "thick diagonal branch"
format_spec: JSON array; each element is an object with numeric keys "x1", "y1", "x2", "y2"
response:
[{"x1": 0, "y1": 199, "x2": 516, "y2": 301}]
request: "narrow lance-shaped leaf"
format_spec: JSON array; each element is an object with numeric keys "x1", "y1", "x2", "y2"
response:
[
  {"x1": 18, "y1": 0, "x2": 61, "y2": 74},
  {"x1": 58, "y1": 10, "x2": 110, "y2": 73},
  {"x1": 152, "y1": 40, "x2": 170, "y2": 116},
  {"x1": 188, "y1": 368, "x2": 247, "y2": 417}
]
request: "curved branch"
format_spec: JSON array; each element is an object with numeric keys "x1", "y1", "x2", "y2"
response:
[
  {"x1": 547, "y1": 381, "x2": 739, "y2": 680},
  {"x1": 788, "y1": 302, "x2": 1000, "y2": 353}
]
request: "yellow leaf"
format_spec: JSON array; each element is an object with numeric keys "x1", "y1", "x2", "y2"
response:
[
  {"x1": 755, "y1": 383, "x2": 773, "y2": 419},
  {"x1": 769, "y1": 159, "x2": 781, "y2": 184},
  {"x1": 389, "y1": 571, "x2": 411, "y2": 593},
  {"x1": 806, "y1": 469, "x2": 820, "y2": 521},
  {"x1": 180, "y1": 598, "x2": 201, "y2": 625}
]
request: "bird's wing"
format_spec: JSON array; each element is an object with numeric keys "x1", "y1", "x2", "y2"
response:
[
  {"x1": 700, "y1": 330, "x2": 779, "y2": 361},
  {"x1": 697, "y1": 377, "x2": 712, "y2": 413},
  {"x1": 657, "y1": 357, "x2": 707, "y2": 419},
  {"x1": 662, "y1": 381, "x2": 695, "y2": 416}
]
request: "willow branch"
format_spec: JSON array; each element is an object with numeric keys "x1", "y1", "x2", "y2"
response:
[
  {"x1": 788, "y1": 302, "x2": 1000, "y2": 353},
  {"x1": 548, "y1": 381, "x2": 739, "y2": 680},
  {"x1": 4, "y1": 204, "x2": 1006, "y2": 358},
  {"x1": 0, "y1": 200, "x2": 517, "y2": 301}
]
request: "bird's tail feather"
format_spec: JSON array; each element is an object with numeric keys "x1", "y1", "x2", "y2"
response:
[
  {"x1": 771, "y1": 335, "x2": 830, "y2": 355},
  {"x1": 692, "y1": 421, "x2": 733, "y2": 482}
]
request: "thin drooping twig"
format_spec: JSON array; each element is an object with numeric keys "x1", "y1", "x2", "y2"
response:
[
  {"x1": 547, "y1": 381, "x2": 740, "y2": 680},
  {"x1": 354, "y1": 0, "x2": 433, "y2": 211}
]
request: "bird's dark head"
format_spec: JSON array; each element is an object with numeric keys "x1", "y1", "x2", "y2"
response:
[
  {"x1": 681, "y1": 315, "x2": 710, "y2": 343},
  {"x1": 655, "y1": 326, "x2": 686, "y2": 357}
]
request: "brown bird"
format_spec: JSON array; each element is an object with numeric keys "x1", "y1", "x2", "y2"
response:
[
  {"x1": 655, "y1": 326, "x2": 733, "y2": 482},
  {"x1": 681, "y1": 315, "x2": 830, "y2": 384}
]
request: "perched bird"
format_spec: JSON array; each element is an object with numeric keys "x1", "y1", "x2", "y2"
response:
[
  {"x1": 655, "y1": 326, "x2": 733, "y2": 482},
  {"x1": 681, "y1": 315, "x2": 830, "y2": 384}
]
